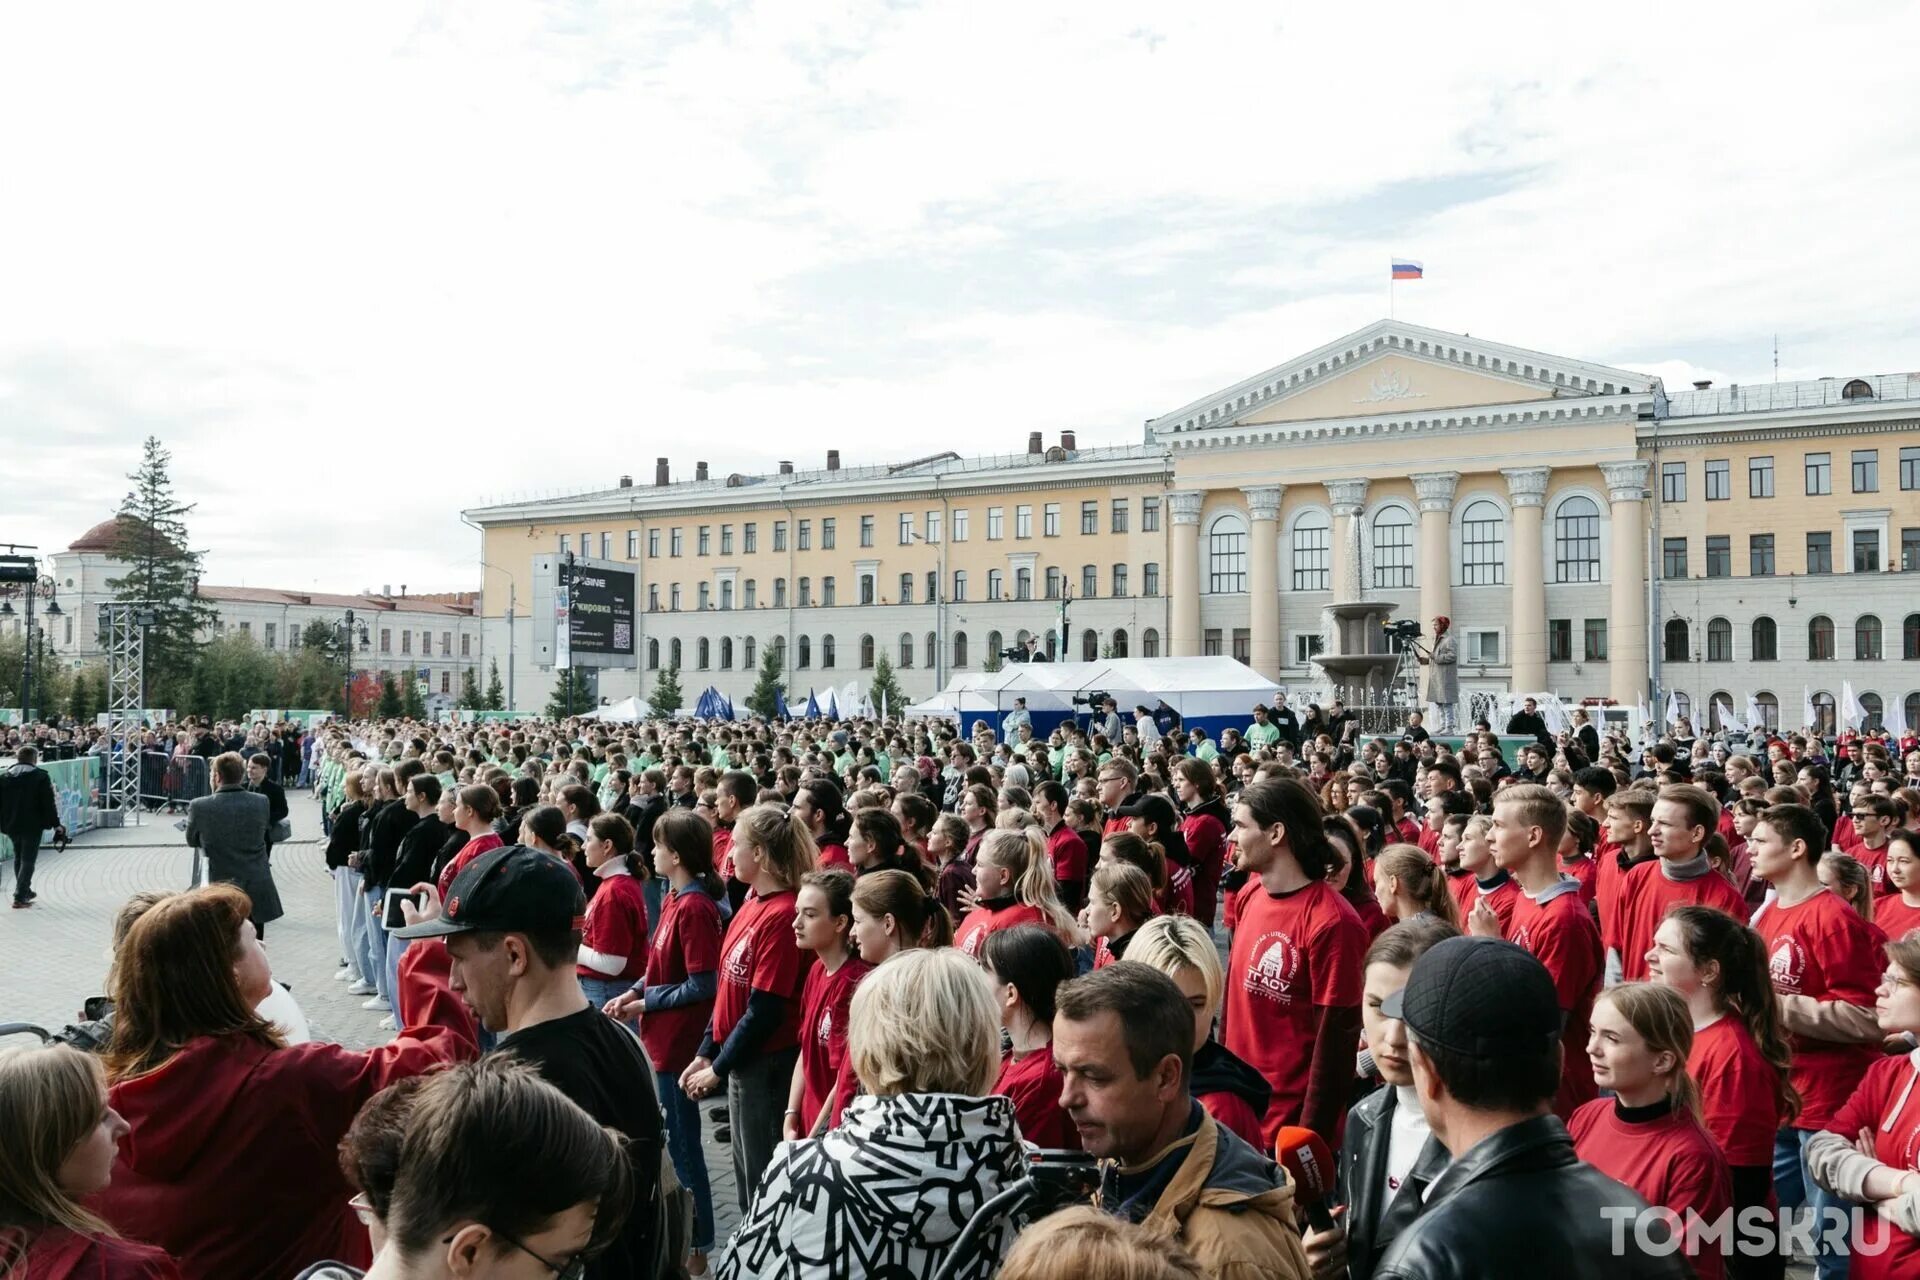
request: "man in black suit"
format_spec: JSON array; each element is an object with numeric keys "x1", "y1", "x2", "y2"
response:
[
  {"x1": 247, "y1": 752, "x2": 290, "y2": 857},
  {"x1": 1, "y1": 745, "x2": 63, "y2": 908}
]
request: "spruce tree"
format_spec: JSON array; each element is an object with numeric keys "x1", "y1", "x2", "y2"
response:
[
  {"x1": 744, "y1": 641, "x2": 785, "y2": 719},
  {"x1": 378, "y1": 672, "x2": 403, "y2": 719},
  {"x1": 69, "y1": 668, "x2": 98, "y2": 724},
  {"x1": 649, "y1": 662, "x2": 684, "y2": 718},
  {"x1": 544, "y1": 667, "x2": 593, "y2": 720},
  {"x1": 867, "y1": 653, "x2": 905, "y2": 718},
  {"x1": 485, "y1": 658, "x2": 505, "y2": 710},
  {"x1": 400, "y1": 669, "x2": 426, "y2": 719},
  {"x1": 107, "y1": 437, "x2": 218, "y2": 708},
  {"x1": 458, "y1": 667, "x2": 482, "y2": 709}
]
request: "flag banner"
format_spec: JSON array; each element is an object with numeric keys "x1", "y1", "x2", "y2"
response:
[{"x1": 1391, "y1": 259, "x2": 1424, "y2": 280}]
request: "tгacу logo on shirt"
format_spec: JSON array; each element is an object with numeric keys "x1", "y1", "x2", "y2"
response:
[
  {"x1": 1244, "y1": 931, "x2": 1300, "y2": 1004},
  {"x1": 1766, "y1": 935, "x2": 1807, "y2": 994}
]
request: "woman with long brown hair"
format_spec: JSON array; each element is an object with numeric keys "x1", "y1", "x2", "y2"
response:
[{"x1": 94, "y1": 884, "x2": 469, "y2": 1279}]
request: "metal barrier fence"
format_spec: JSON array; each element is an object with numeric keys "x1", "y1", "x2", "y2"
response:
[{"x1": 138, "y1": 751, "x2": 212, "y2": 812}]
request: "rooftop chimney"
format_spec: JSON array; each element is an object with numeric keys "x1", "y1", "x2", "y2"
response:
[
  {"x1": 618, "y1": 474, "x2": 633, "y2": 488},
  {"x1": 695, "y1": 461, "x2": 709, "y2": 482},
  {"x1": 1061, "y1": 429, "x2": 1077, "y2": 452},
  {"x1": 827, "y1": 449, "x2": 840, "y2": 471},
  {"x1": 1028, "y1": 431, "x2": 1043, "y2": 454},
  {"x1": 382, "y1": 584, "x2": 391, "y2": 597},
  {"x1": 1692, "y1": 380, "x2": 1713, "y2": 391},
  {"x1": 400, "y1": 584, "x2": 407, "y2": 597},
  {"x1": 654, "y1": 457, "x2": 669, "y2": 486},
  {"x1": 778, "y1": 460, "x2": 794, "y2": 475}
]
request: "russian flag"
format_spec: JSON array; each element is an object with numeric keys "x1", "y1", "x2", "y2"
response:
[{"x1": 1391, "y1": 259, "x2": 1423, "y2": 280}]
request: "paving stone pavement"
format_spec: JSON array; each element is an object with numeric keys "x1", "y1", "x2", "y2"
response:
[{"x1": 0, "y1": 791, "x2": 744, "y2": 1254}]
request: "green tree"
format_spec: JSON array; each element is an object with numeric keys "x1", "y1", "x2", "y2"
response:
[
  {"x1": 545, "y1": 667, "x2": 591, "y2": 720},
  {"x1": 485, "y1": 658, "x2": 505, "y2": 710},
  {"x1": 744, "y1": 641, "x2": 785, "y2": 719},
  {"x1": 107, "y1": 437, "x2": 219, "y2": 708},
  {"x1": 867, "y1": 653, "x2": 904, "y2": 718},
  {"x1": 0, "y1": 631, "x2": 23, "y2": 711},
  {"x1": 458, "y1": 666, "x2": 483, "y2": 710},
  {"x1": 649, "y1": 662, "x2": 684, "y2": 718},
  {"x1": 378, "y1": 672, "x2": 403, "y2": 719},
  {"x1": 25, "y1": 634, "x2": 71, "y2": 722},
  {"x1": 68, "y1": 667, "x2": 100, "y2": 723},
  {"x1": 300, "y1": 620, "x2": 336, "y2": 651},
  {"x1": 183, "y1": 632, "x2": 278, "y2": 719},
  {"x1": 982, "y1": 650, "x2": 1003, "y2": 674},
  {"x1": 400, "y1": 669, "x2": 427, "y2": 719}
]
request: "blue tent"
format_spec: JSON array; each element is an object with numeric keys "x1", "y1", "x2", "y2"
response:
[
  {"x1": 694, "y1": 686, "x2": 729, "y2": 720},
  {"x1": 804, "y1": 689, "x2": 820, "y2": 718}
]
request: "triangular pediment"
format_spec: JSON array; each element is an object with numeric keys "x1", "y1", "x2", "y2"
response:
[{"x1": 1151, "y1": 320, "x2": 1659, "y2": 437}]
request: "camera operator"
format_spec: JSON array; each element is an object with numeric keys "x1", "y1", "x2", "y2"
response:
[{"x1": 1418, "y1": 617, "x2": 1459, "y2": 734}]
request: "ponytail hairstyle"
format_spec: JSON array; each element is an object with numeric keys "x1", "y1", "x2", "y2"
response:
[
  {"x1": 1089, "y1": 861, "x2": 1155, "y2": 932},
  {"x1": 1373, "y1": 843, "x2": 1460, "y2": 928},
  {"x1": 981, "y1": 924, "x2": 1075, "y2": 1025},
  {"x1": 1099, "y1": 831, "x2": 1168, "y2": 897},
  {"x1": 1598, "y1": 983, "x2": 1701, "y2": 1119},
  {"x1": 587, "y1": 813, "x2": 636, "y2": 872},
  {"x1": 1663, "y1": 905, "x2": 1799, "y2": 1125},
  {"x1": 893, "y1": 791, "x2": 937, "y2": 842},
  {"x1": 852, "y1": 806, "x2": 935, "y2": 891},
  {"x1": 978, "y1": 827, "x2": 1080, "y2": 942},
  {"x1": 654, "y1": 807, "x2": 725, "y2": 900},
  {"x1": 734, "y1": 802, "x2": 820, "y2": 890},
  {"x1": 558, "y1": 782, "x2": 602, "y2": 822},
  {"x1": 1322, "y1": 814, "x2": 1379, "y2": 918},
  {"x1": 1816, "y1": 851, "x2": 1875, "y2": 924},
  {"x1": 799, "y1": 778, "x2": 852, "y2": 847},
  {"x1": 801, "y1": 868, "x2": 857, "y2": 946},
  {"x1": 851, "y1": 868, "x2": 953, "y2": 951},
  {"x1": 520, "y1": 804, "x2": 571, "y2": 854}
]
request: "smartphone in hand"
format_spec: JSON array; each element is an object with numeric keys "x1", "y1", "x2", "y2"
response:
[{"x1": 384, "y1": 887, "x2": 423, "y2": 930}]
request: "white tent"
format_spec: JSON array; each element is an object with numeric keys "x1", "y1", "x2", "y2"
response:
[
  {"x1": 923, "y1": 656, "x2": 1281, "y2": 721},
  {"x1": 590, "y1": 695, "x2": 651, "y2": 723}
]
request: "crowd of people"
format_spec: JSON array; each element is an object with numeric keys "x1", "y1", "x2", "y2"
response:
[{"x1": 4, "y1": 678, "x2": 1920, "y2": 1279}]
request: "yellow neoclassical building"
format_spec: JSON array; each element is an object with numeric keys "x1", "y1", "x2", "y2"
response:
[{"x1": 465, "y1": 320, "x2": 1920, "y2": 731}]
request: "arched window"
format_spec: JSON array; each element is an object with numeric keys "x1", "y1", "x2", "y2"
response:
[
  {"x1": 1142, "y1": 628, "x2": 1160, "y2": 658},
  {"x1": 1015, "y1": 568, "x2": 1032, "y2": 601},
  {"x1": 925, "y1": 632, "x2": 936, "y2": 670},
  {"x1": 1291, "y1": 510, "x2": 1330, "y2": 591},
  {"x1": 1208, "y1": 514, "x2": 1248, "y2": 593},
  {"x1": 859, "y1": 635, "x2": 875, "y2": 669},
  {"x1": 1460, "y1": 500, "x2": 1505, "y2": 586},
  {"x1": 720, "y1": 580, "x2": 733, "y2": 611},
  {"x1": 647, "y1": 638, "x2": 660, "y2": 670},
  {"x1": 1860, "y1": 692, "x2": 1884, "y2": 732},
  {"x1": 773, "y1": 577, "x2": 786, "y2": 607},
  {"x1": 1906, "y1": 693, "x2": 1920, "y2": 736},
  {"x1": 1372, "y1": 506, "x2": 1414, "y2": 589},
  {"x1": 1707, "y1": 692, "x2": 1734, "y2": 732},
  {"x1": 986, "y1": 570, "x2": 1003, "y2": 601},
  {"x1": 743, "y1": 636, "x2": 756, "y2": 669},
  {"x1": 821, "y1": 635, "x2": 836, "y2": 668},
  {"x1": 1752, "y1": 616, "x2": 1778, "y2": 661},
  {"x1": 1553, "y1": 496, "x2": 1601, "y2": 582},
  {"x1": 1856, "y1": 614, "x2": 1883, "y2": 660},
  {"x1": 744, "y1": 579, "x2": 756, "y2": 609},
  {"x1": 669, "y1": 638, "x2": 682, "y2": 669},
  {"x1": 898, "y1": 633, "x2": 913, "y2": 668},
  {"x1": 1811, "y1": 691, "x2": 1836, "y2": 735},
  {"x1": 720, "y1": 637, "x2": 733, "y2": 669},
  {"x1": 1808, "y1": 615, "x2": 1835, "y2": 661},
  {"x1": 1907, "y1": 614, "x2": 1920, "y2": 661},
  {"x1": 1671, "y1": 691, "x2": 1693, "y2": 723},
  {"x1": 1045, "y1": 567, "x2": 1062, "y2": 600},
  {"x1": 952, "y1": 570, "x2": 968, "y2": 603},
  {"x1": 797, "y1": 635, "x2": 811, "y2": 668},
  {"x1": 1112, "y1": 628, "x2": 1129, "y2": 658},
  {"x1": 770, "y1": 636, "x2": 783, "y2": 668},
  {"x1": 1045, "y1": 630, "x2": 1059, "y2": 661},
  {"x1": 1842, "y1": 378, "x2": 1875, "y2": 400},
  {"x1": 798, "y1": 576, "x2": 811, "y2": 607},
  {"x1": 1082, "y1": 628, "x2": 1098, "y2": 662},
  {"x1": 1664, "y1": 618, "x2": 1691, "y2": 663},
  {"x1": 1706, "y1": 617, "x2": 1732, "y2": 662},
  {"x1": 697, "y1": 638, "x2": 711, "y2": 669},
  {"x1": 1753, "y1": 692, "x2": 1779, "y2": 730},
  {"x1": 984, "y1": 631, "x2": 1001, "y2": 663},
  {"x1": 952, "y1": 632, "x2": 968, "y2": 668}
]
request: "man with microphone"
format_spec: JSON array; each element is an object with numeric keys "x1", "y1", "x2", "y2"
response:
[{"x1": 1052, "y1": 962, "x2": 1312, "y2": 1280}]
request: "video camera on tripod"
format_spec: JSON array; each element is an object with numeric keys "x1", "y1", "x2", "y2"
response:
[{"x1": 1383, "y1": 618, "x2": 1424, "y2": 643}]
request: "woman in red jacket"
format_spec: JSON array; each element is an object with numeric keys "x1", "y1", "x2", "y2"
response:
[
  {"x1": 576, "y1": 812, "x2": 651, "y2": 1017},
  {"x1": 1175, "y1": 759, "x2": 1231, "y2": 929},
  {"x1": 0, "y1": 1043, "x2": 180, "y2": 1278},
  {"x1": 983, "y1": 924, "x2": 1078, "y2": 1149},
  {"x1": 95, "y1": 885, "x2": 469, "y2": 1280}
]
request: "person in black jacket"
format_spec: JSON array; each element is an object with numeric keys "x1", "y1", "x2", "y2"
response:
[
  {"x1": 1504, "y1": 697, "x2": 1553, "y2": 748},
  {"x1": 383, "y1": 773, "x2": 448, "y2": 1005},
  {"x1": 247, "y1": 752, "x2": 289, "y2": 855},
  {"x1": 1, "y1": 745, "x2": 63, "y2": 908},
  {"x1": 359, "y1": 766, "x2": 421, "y2": 1018},
  {"x1": 326, "y1": 770, "x2": 371, "y2": 982},
  {"x1": 1371, "y1": 937, "x2": 1690, "y2": 1280}
]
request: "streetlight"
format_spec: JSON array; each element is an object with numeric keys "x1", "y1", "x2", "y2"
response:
[
  {"x1": 1, "y1": 558, "x2": 60, "y2": 722},
  {"x1": 475, "y1": 559, "x2": 518, "y2": 712},
  {"x1": 324, "y1": 609, "x2": 368, "y2": 717}
]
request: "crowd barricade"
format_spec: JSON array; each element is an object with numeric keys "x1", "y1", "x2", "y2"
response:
[
  {"x1": 139, "y1": 751, "x2": 212, "y2": 812},
  {"x1": 0, "y1": 755, "x2": 100, "y2": 864}
]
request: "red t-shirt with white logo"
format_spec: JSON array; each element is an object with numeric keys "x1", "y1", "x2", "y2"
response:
[
  {"x1": 436, "y1": 831, "x2": 505, "y2": 898},
  {"x1": 1823, "y1": 1053, "x2": 1920, "y2": 1280},
  {"x1": 1688, "y1": 1014, "x2": 1784, "y2": 1166},
  {"x1": 1615, "y1": 859, "x2": 1748, "y2": 982},
  {"x1": 711, "y1": 889, "x2": 811, "y2": 1055},
  {"x1": 954, "y1": 900, "x2": 1046, "y2": 959},
  {"x1": 1507, "y1": 881, "x2": 1602, "y2": 1119},
  {"x1": 1854, "y1": 843, "x2": 1895, "y2": 897},
  {"x1": 1877, "y1": 894, "x2": 1920, "y2": 942},
  {"x1": 1459, "y1": 873, "x2": 1520, "y2": 938},
  {"x1": 1223, "y1": 879, "x2": 1366, "y2": 1147},
  {"x1": 995, "y1": 1046, "x2": 1077, "y2": 1150},
  {"x1": 1750, "y1": 888, "x2": 1882, "y2": 1130},
  {"x1": 796, "y1": 956, "x2": 872, "y2": 1133},
  {"x1": 1569, "y1": 1099, "x2": 1731, "y2": 1280},
  {"x1": 638, "y1": 887, "x2": 725, "y2": 1074}
]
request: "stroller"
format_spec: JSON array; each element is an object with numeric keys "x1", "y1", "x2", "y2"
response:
[{"x1": 0, "y1": 997, "x2": 115, "y2": 1052}]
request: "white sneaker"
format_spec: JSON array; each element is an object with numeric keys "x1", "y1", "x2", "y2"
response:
[
  {"x1": 346, "y1": 980, "x2": 375, "y2": 995},
  {"x1": 361, "y1": 996, "x2": 392, "y2": 1011},
  {"x1": 334, "y1": 967, "x2": 356, "y2": 982},
  {"x1": 378, "y1": 1015, "x2": 397, "y2": 1030}
]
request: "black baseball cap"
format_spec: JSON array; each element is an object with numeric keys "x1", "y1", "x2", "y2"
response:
[
  {"x1": 1114, "y1": 793, "x2": 1179, "y2": 832},
  {"x1": 391, "y1": 845, "x2": 586, "y2": 940},
  {"x1": 1380, "y1": 936, "x2": 1561, "y2": 1057}
]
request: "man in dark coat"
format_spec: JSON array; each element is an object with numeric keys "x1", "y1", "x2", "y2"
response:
[
  {"x1": 1504, "y1": 697, "x2": 1553, "y2": 747},
  {"x1": 186, "y1": 752, "x2": 283, "y2": 936},
  {"x1": 247, "y1": 752, "x2": 290, "y2": 861},
  {"x1": 1, "y1": 745, "x2": 63, "y2": 908}
]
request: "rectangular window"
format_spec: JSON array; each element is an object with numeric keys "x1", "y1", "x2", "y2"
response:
[
  {"x1": 859, "y1": 515, "x2": 874, "y2": 548},
  {"x1": 698, "y1": 583, "x2": 710, "y2": 610},
  {"x1": 860, "y1": 576, "x2": 875, "y2": 606},
  {"x1": 1704, "y1": 459, "x2": 1729, "y2": 501},
  {"x1": 1294, "y1": 633, "x2": 1324, "y2": 665},
  {"x1": 670, "y1": 584, "x2": 681, "y2": 611},
  {"x1": 1852, "y1": 450, "x2": 1878, "y2": 493},
  {"x1": 1705, "y1": 536, "x2": 1730, "y2": 578},
  {"x1": 461, "y1": 634, "x2": 471, "y2": 657},
  {"x1": 1902, "y1": 527, "x2": 1920, "y2": 572},
  {"x1": 1462, "y1": 504, "x2": 1505, "y2": 585},
  {"x1": 697, "y1": 526, "x2": 711, "y2": 556},
  {"x1": 1373, "y1": 514, "x2": 1413, "y2": 588},
  {"x1": 1203, "y1": 628, "x2": 1222, "y2": 657},
  {"x1": 744, "y1": 581, "x2": 756, "y2": 608},
  {"x1": 987, "y1": 507, "x2": 1004, "y2": 540},
  {"x1": 627, "y1": 530, "x2": 639, "y2": 558},
  {"x1": 773, "y1": 521, "x2": 787, "y2": 552},
  {"x1": 1015, "y1": 568, "x2": 1032, "y2": 600},
  {"x1": 1143, "y1": 497, "x2": 1160, "y2": 532},
  {"x1": 821, "y1": 518, "x2": 836, "y2": 550},
  {"x1": 1143, "y1": 563, "x2": 1160, "y2": 596},
  {"x1": 952, "y1": 510, "x2": 969, "y2": 542},
  {"x1": 925, "y1": 570, "x2": 937, "y2": 602},
  {"x1": 441, "y1": 632, "x2": 451, "y2": 656},
  {"x1": 1902, "y1": 447, "x2": 1920, "y2": 491},
  {"x1": 898, "y1": 512, "x2": 913, "y2": 545},
  {"x1": 600, "y1": 532, "x2": 611, "y2": 559},
  {"x1": 1044, "y1": 568, "x2": 1060, "y2": 600},
  {"x1": 1662, "y1": 537, "x2": 1688, "y2": 579},
  {"x1": 798, "y1": 520, "x2": 811, "y2": 551},
  {"x1": 1749, "y1": 456, "x2": 1774, "y2": 498},
  {"x1": 773, "y1": 579, "x2": 786, "y2": 607},
  {"x1": 744, "y1": 523, "x2": 757, "y2": 554},
  {"x1": 558, "y1": 534, "x2": 568, "y2": 554},
  {"x1": 1661, "y1": 461, "x2": 1686, "y2": 503},
  {"x1": 1293, "y1": 523, "x2": 1330, "y2": 591},
  {"x1": 1853, "y1": 529, "x2": 1880, "y2": 573},
  {"x1": 1081, "y1": 565, "x2": 1097, "y2": 598},
  {"x1": 1805, "y1": 452, "x2": 1831, "y2": 496},
  {"x1": 1750, "y1": 533, "x2": 1775, "y2": 576},
  {"x1": 648, "y1": 529, "x2": 660, "y2": 558},
  {"x1": 648, "y1": 584, "x2": 659, "y2": 612},
  {"x1": 926, "y1": 511, "x2": 941, "y2": 543},
  {"x1": 380, "y1": 629, "x2": 391, "y2": 653},
  {"x1": 1081, "y1": 501, "x2": 1098, "y2": 534},
  {"x1": 262, "y1": 623, "x2": 275, "y2": 649},
  {"x1": 1807, "y1": 531, "x2": 1833, "y2": 574},
  {"x1": 1232, "y1": 628, "x2": 1250, "y2": 664},
  {"x1": 718, "y1": 581, "x2": 731, "y2": 610},
  {"x1": 1549, "y1": 619, "x2": 1573, "y2": 663},
  {"x1": 797, "y1": 579, "x2": 810, "y2": 607},
  {"x1": 401, "y1": 630, "x2": 411, "y2": 654},
  {"x1": 720, "y1": 525, "x2": 733, "y2": 555},
  {"x1": 1583, "y1": 618, "x2": 1608, "y2": 661},
  {"x1": 952, "y1": 571, "x2": 968, "y2": 602},
  {"x1": 670, "y1": 528, "x2": 684, "y2": 557},
  {"x1": 441, "y1": 671, "x2": 450, "y2": 693},
  {"x1": 1043, "y1": 503, "x2": 1059, "y2": 537},
  {"x1": 1111, "y1": 499, "x2": 1129, "y2": 534},
  {"x1": 987, "y1": 570, "x2": 1003, "y2": 601},
  {"x1": 1112, "y1": 564, "x2": 1129, "y2": 597},
  {"x1": 1467, "y1": 630, "x2": 1501, "y2": 664},
  {"x1": 1016, "y1": 505, "x2": 1033, "y2": 539},
  {"x1": 822, "y1": 577, "x2": 836, "y2": 607}
]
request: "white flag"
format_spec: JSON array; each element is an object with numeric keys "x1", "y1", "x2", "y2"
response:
[
  {"x1": 1665, "y1": 689, "x2": 1683, "y2": 729},
  {"x1": 1717, "y1": 697, "x2": 1744, "y2": 734},
  {"x1": 1886, "y1": 694, "x2": 1911, "y2": 740},
  {"x1": 1803, "y1": 687, "x2": 1817, "y2": 733},
  {"x1": 1746, "y1": 692, "x2": 1766, "y2": 734},
  {"x1": 1842, "y1": 681, "x2": 1868, "y2": 733}
]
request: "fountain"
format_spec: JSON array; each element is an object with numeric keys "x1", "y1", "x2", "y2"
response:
[{"x1": 1310, "y1": 481, "x2": 1408, "y2": 706}]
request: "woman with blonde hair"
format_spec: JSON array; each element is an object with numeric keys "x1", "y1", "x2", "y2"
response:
[
  {"x1": 1087, "y1": 861, "x2": 1155, "y2": 969},
  {"x1": 954, "y1": 828, "x2": 1081, "y2": 957},
  {"x1": 1568, "y1": 983, "x2": 1732, "y2": 1280},
  {"x1": 998, "y1": 1207, "x2": 1207, "y2": 1280},
  {"x1": 1372, "y1": 843, "x2": 1462, "y2": 928},
  {"x1": 94, "y1": 884, "x2": 469, "y2": 1279},
  {"x1": 719, "y1": 949, "x2": 1028, "y2": 1280},
  {"x1": 1128, "y1": 913, "x2": 1270, "y2": 1148},
  {"x1": 0, "y1": 1044, "x2": 179, "y2": 1278}
]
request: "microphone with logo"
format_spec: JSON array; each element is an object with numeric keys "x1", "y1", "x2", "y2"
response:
[{"x1": 1274, "y1": 1125, "x2": 1337, "y2": 1233}]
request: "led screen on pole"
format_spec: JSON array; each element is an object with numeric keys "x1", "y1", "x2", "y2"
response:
[{"x1": 564, "y1": 561, "x2": 635, "y2": 659}]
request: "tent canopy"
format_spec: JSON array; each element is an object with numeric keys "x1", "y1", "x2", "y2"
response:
[
  {"x1": 921, "y1": 656, "x2": 1282, "y2": 731},
  {"x1": 591, "y1": 695, "x2": 651, "y2": 723}
]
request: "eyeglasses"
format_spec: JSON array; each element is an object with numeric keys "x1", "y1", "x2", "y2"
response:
[{"x1": 441, "y1": 1229, "x2": 589, "y2": 1280}]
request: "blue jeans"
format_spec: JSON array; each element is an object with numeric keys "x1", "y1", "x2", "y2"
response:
[
  {"x1": 579, "y1": 975, "x2": 637, "y2": 1030},
  {"x1": 642, "y1": 874, "x2": 669, "y2": 936},
  {"x1": 656, "y1": 1068, "x2": 716, "y2": 1250},
  {"x1": 385, "y1": 935, "x2": 410, "y2": 1018},
  {"x1": 1774, "y1": 1126, "x2": 1850, "y2": 1280},
  {"x1": 358, "y1": 888, "x2": 390, "y2": 1005}
]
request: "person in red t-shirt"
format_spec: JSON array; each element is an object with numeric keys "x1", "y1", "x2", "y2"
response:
[
  {"x1": 1559, "y1": 809, "x2": 1600, "y2": 909},
  {"x1": 576, "y1": 813, "x2": 651, "y2": 1015},
  {"x1": 1086, "y1": 861, "x2": 1154, "y2": 969},
  {"x1": 1613, "y1": 785, "x2": 1746, "y2": 984},
  {"x1": 433, "y1": 783, "x2": 508, "y2": 898},
  {"x1": 1850, "y1": 793, "x2": 1900, "y2": 898},
  {"x1": 1223, "y1": 779, "x2": 1366, "y2": 1150},
  {"x1": 954, "y1": 829, "x2": 1081, "y2": 959},
  {"x1": 784, "y1": 869, "x2": 872, "y2": 1139},
  {"x1": 1471, "y1": 783, "x2": 1602, "y2": 1120},
  {"x1": 794, "y1": 777, "x2": 855, "y2": 874},
  {"x1": 1647, "y1": 903, "x2": 1799, "y2": 1275},
  {"x1": 983, "y1": 924, "x2": 1079, "y2": 1149},
  {"x1": 1598, "y1": 789, "x2": 1658, "y2": 976},
  {"x1": 1749, "y1": 802, "x2": 1885, "y2": 1280},
  {"x1": 1878, "y1": 830, "x2": 1920, "y2": 942},
  {"x1": 1035, "y1": 780, "x2": 1090, "y2": 915},
  {"x1": 1570, "y1": 984, "x2": 1732, "y2": 1280},
  {"x1": 711, "y1": 769, "x2": 758, "y2": 911},
  {"x1": 1174, "y1": 759, "x2": 1231, "y2": 928},
  {"x1": 1456, "y1": 813, "x2": 1520, "y2": 938},
  {"x1": 679, "y1": 803, "x2": 818, "y2": 1210},
  {"x1": 1806, "y1": 932, "x2": 1920, "y2": 1280}
]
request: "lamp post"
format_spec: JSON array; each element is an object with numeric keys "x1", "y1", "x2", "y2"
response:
[
  {"x1": 1, "y1": 560, "x2": 61, "y2": 722},
  {"x1": 476, "y1": 559, "x2": 518, "y2": 712},
  {"x1": 326, "y1": 609, "x2": 367, "y2": 717}
]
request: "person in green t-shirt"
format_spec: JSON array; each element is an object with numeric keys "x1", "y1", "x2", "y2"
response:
[{"x1": 1245, "y1": 704, "x2": 1281, "y2": 747}]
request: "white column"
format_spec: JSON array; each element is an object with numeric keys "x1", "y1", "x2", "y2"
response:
[
  {"x1": 1243, "y1": 486, "x2": 1283, "y2": 679},
  {"x1": 1503, "y1": 467, "x2": 1551, "y2": 693},
  {"x1": 1601, "y1": 460, "x2": 1652, "y2": 706},
  {"x1": 1168, "y1": 490, "x2": 1205, "y2": 658},
  {"x1": 1323, "y1": 479, "x2": 1370, "y2": 657},
  {"x1": 1410, "y1": 471, "x2": 1458, "y2": 640}
]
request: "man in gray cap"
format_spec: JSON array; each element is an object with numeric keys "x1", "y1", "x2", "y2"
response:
[{"x1": 1373, "y1": 937, "x2": 1692, "y2": 1280}]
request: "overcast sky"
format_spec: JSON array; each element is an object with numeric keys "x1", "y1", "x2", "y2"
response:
[{"x1": 3, "y1": 2, "x2": 1917, "y2": 595}]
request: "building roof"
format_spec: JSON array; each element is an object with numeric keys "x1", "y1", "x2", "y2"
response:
[
  {"x1": 68, "y1": 515, "x2": 179, "y2": 556},
  {"x1": 196, "y1": 585, "x2": 478, "y2": 617},
  {"x1": 1663, "y1": 372, "x2": 1920, "y2": 418}
]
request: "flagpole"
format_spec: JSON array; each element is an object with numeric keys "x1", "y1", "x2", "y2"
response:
[{"x1": 1389, "y1": 270, "x2": 1395, "y2": 320}]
